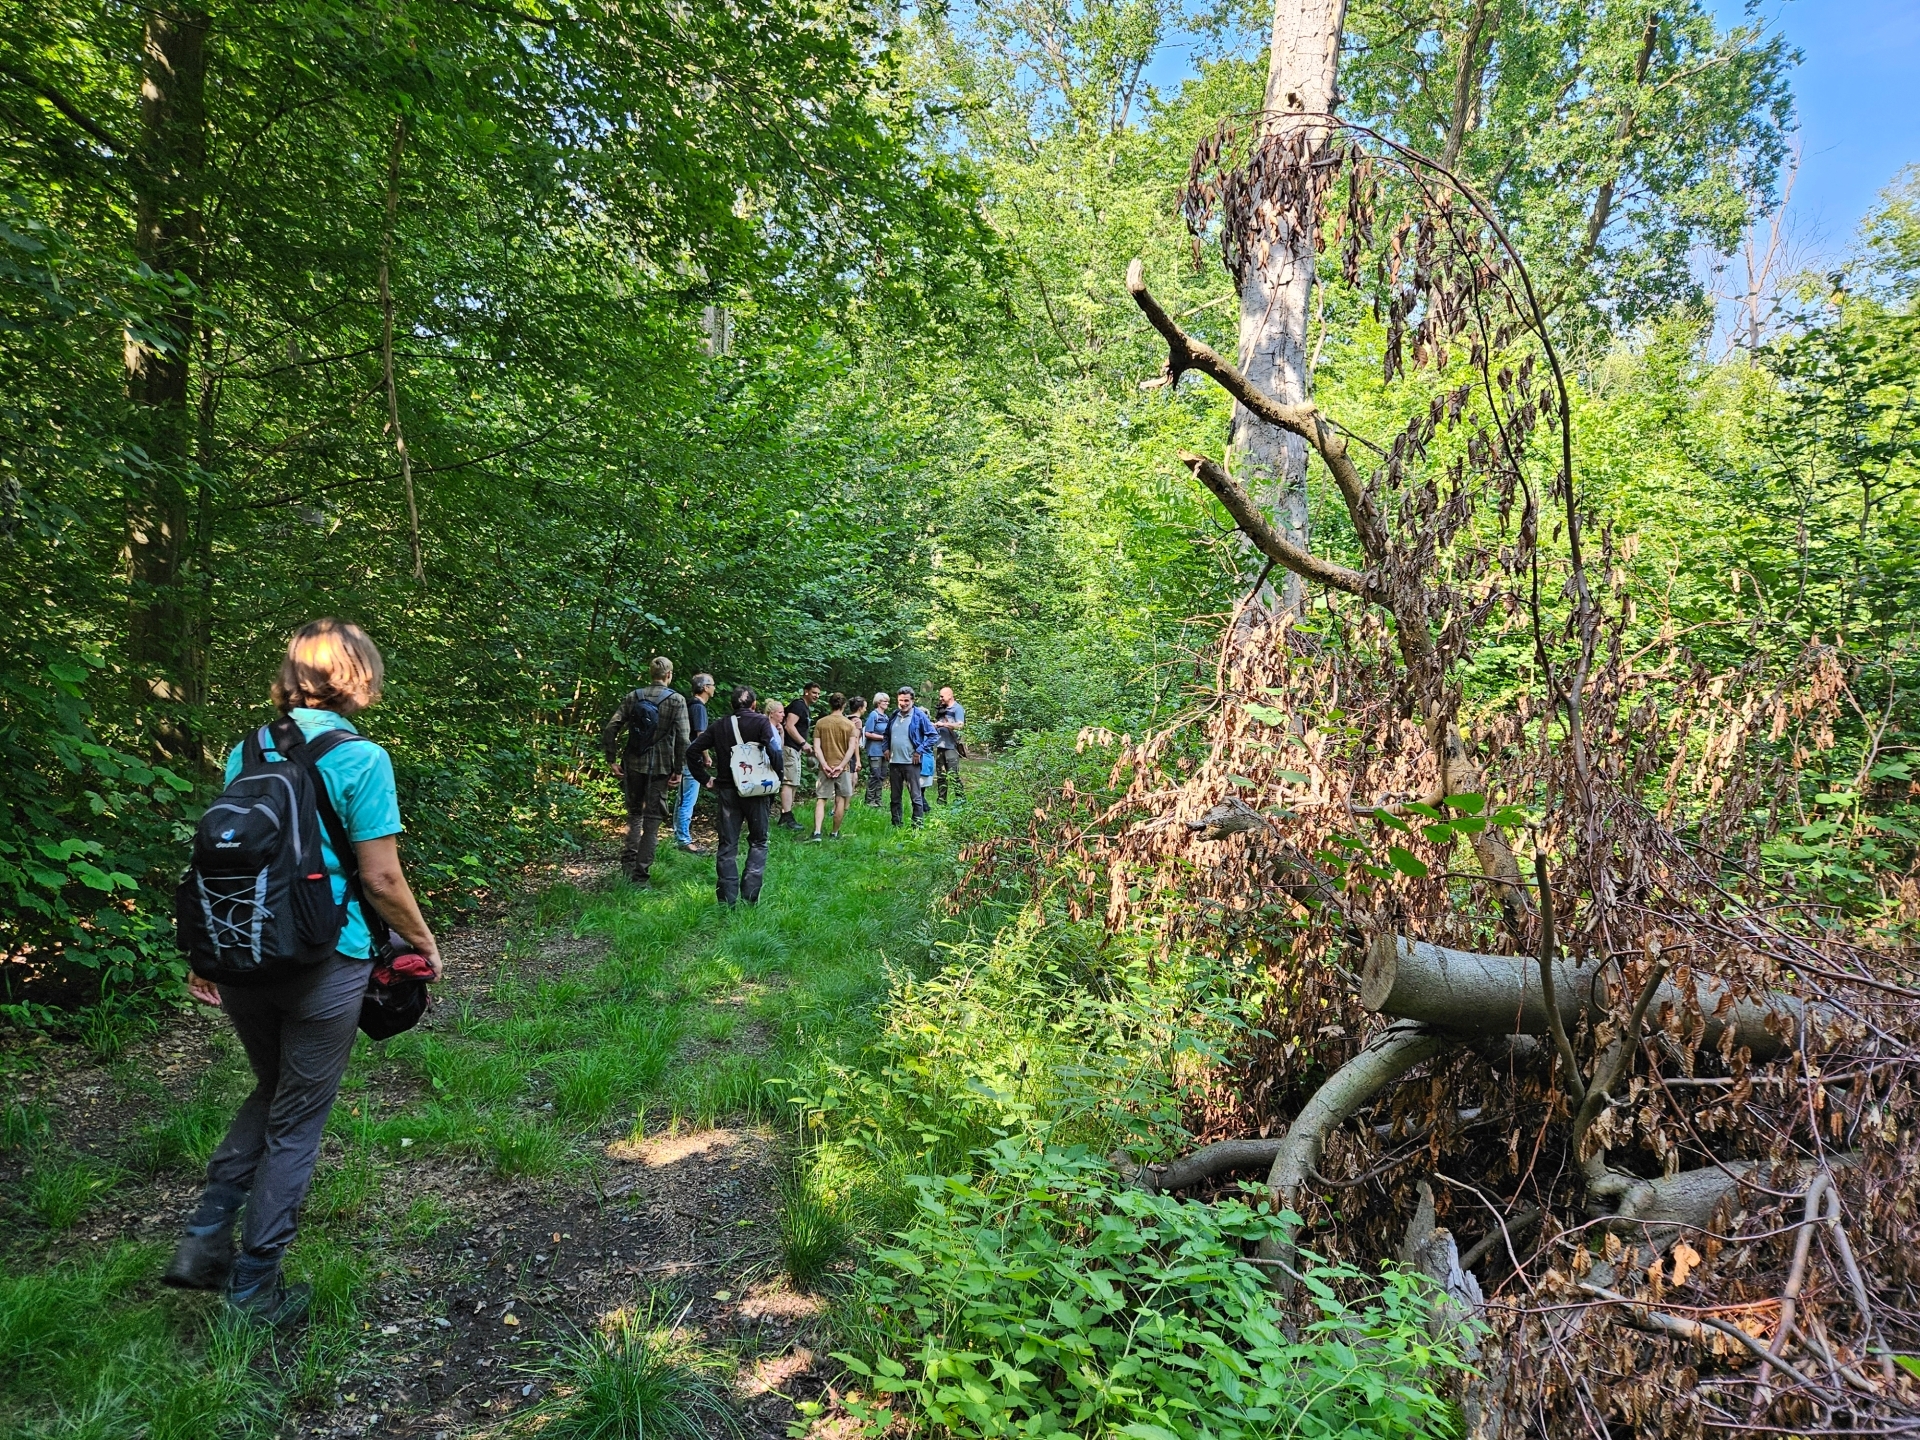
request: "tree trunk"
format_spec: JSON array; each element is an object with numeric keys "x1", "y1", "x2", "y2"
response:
[
  {"x1": 1361, "y1": 933, "x2": 1832, "y2": 1064},
  {"x1": 126, "y1": 6, "x2": 208, "y2": 757},
  {"x1": 1230, "y1": 0, "x2": 1347, "y2": 612}
]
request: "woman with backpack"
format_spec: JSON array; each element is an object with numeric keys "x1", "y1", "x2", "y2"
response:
[
  {"x1": 165, "y1": 619, "x2": 442, "y2": 1325},
  {"x1": 686, "y1": 684, "x2": 782, "y2": 905}
]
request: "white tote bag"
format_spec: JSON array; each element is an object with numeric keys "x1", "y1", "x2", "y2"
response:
[{"x1": 728, "y1": 717, "x2": 781, "y2": 798}]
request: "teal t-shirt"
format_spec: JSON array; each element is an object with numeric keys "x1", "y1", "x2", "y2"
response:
[{"x1": 221, "y1": 708, "x2": 403, "y2": 960}]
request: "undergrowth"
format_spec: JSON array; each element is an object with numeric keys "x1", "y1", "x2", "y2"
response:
[{"x1": 835, "y1": 1142, "x2": 1473, "y2": 1440}]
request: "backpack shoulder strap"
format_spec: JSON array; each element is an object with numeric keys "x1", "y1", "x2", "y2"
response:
[
  {"x1": 301, "y1": 728, "x2": 367, "y2": 763},
  {"x1": 286, "y1": 730, "x2": 367, "y2": 890}
]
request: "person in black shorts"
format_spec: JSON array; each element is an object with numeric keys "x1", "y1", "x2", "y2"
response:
[{"x1": 778, "y1": 682, "x2": 819, "y2": 829}]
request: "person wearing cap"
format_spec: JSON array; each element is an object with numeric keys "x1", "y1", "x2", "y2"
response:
[
  {"x1": 862, "y1": 690, "x2": 891, "y2": 807},
  {"x1": 882, "y1": 686, "x2": 940, "y2": 827}
]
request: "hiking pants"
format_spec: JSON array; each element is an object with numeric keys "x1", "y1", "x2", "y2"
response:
[
  {"x1": 715, "y1": 789, "x2": 771, "y2": 903},
  {"x1": 621, "y1": 766, "x2": 675, "y2": 878},
  {"x1": 935, "y1": 746, "x2": 964, "y2": 803},
  {"x1": 864, "y1": 751, "x2": 886, "y2": 806},
  {"x1": 889, "y1": 762, "x2": 928, "y2": 826},
  {"x1": 207, "y1": 954, "x2": 372, "y2": 1259},
  {"x1": 674, "y1": 766, "x2": 700, "y2": 845}
]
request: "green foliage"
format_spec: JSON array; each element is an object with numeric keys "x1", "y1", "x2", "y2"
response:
[
  {"x1": 0, "y1": 0, "x2": 989, "y2": 1007},
  {"x1": 1338, "y1": 0, "x2": 1795, "y2": 328},
  {"x1": 525, "y1": 1303, "x2": 738, "y2": 1440},
  {"x1": 842, "y1": 1140, "x2": 1472, "y2": 1440}
]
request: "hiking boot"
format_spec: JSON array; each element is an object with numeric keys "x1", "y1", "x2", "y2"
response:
[
  {"x1": 225, "y1": 1251, "x2": 311, "y2": 1328},
  {"x1": 162, "y1": 1183, "x2": 245, "y2": 1291},
  {"x1": 676, "y1": 840, "x2": 706, "y2": 855}
]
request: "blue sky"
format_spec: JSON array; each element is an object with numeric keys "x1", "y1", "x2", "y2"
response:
[{"x1": 1713, "y1": 0, "x2": 1920, "y2": 255}]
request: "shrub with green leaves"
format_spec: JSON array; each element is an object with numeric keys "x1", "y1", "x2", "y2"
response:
[{"x1": 845, "y1": 1141, "x2": 1472, "y2": 1440}]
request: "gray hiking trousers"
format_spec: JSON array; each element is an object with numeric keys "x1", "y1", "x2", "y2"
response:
[{"x1": 207, "y1": 954, "x2": 371, "y2": 1258}]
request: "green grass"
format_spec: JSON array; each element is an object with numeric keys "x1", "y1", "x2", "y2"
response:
[
  {"x1": 776, "y1": 1164, "x2": 849, "y2": 1290},
  {"x1": 523, "y1": 1300, "x2": 737, "y2": 1440},
  {"x1": 24, "y1": 1149, "x2": 121, "y2": 1231},
  {"x1": 0, "y1": 1243, "x2": 276, "y2": 1438},
  {"x1": 127, "y1": 1068, "x2": 246, "y2": 1178},
  {"x1": 1, "y1": 1098, "x2": 52, "y2": 1153}
]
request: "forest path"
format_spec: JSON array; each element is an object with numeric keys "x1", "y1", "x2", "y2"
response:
[{"x1": 0, "y1": 799, "x2": 955, "y2": 1439}]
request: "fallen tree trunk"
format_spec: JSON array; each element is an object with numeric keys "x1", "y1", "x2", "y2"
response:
[
  {"x1": 1257, "y1": 1023, "x2": 1454, "y2": 1280},
  {"x1": 1361, "y1": 934, "x2": 1830, "y2": 1062},
  {"x1": 1144, "y1": 1138, "x2": 1285, "y2": 1193}
]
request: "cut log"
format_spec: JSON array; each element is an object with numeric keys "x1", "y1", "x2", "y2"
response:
[{"x1": 1361, "y1": 934, "x2": 1829, "y2": 1062}]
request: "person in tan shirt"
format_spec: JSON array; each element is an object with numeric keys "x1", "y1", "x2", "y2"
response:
[{"x1": 809, "y1": 694, "x2": 862, "y2": 841}]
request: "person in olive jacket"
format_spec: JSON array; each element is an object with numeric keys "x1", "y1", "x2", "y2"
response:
[{"x1": 601, "y1": 656, "x2": 690, "y2": 882}]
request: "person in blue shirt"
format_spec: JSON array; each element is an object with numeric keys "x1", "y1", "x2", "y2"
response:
[
  {"x1": 862, "y1": 690, "x2": 890, "y2": 807},
  {"x1": 883, "y1": 686, "x2": 940, "y2": 827},
  {"x1": 674, "y1": 673, "x2": 715, "y2": 853},
  {"x1": 166, "y1": 619, "x2": 440, "y2": 1327},
  {"x1": 933, "y1": 685, "x2": 966, "y2": 804}
]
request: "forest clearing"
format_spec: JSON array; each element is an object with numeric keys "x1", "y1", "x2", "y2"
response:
[{"x1": 3, "y1": 0, "x2": 1917, "y2": 1436}]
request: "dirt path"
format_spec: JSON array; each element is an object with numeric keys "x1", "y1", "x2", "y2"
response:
[{"x1": 2, "y1": 837, "x2": 843, "y2": 1439}]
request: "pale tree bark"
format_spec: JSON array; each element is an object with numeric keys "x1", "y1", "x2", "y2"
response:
[
  {"x1": 377, "y1": 117, "x2": 424, "y2": 582},
  {"x1": 126, "y1": 7, "x2": 209, "y2": 759},
  {"x1": 1229, "y1": 0, "x2": 1347, "y2": 613}
]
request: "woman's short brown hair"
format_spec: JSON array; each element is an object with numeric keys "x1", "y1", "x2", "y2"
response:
[{"x1": 272, "y1": 619, "x2": 385, "y2": 716}]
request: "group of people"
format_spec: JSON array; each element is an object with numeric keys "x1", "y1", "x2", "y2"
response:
[
  {"x1": 160, "y1": 626, "x2": 974, "y2": 1325},
  {"x1": 600, "y1": 659, "x2": 967, "y2": 905}
]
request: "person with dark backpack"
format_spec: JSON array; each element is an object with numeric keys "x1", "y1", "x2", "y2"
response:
[
  {"x1": 600, "y1": 656, "x2": 691, "y2": 882},
  {"x1": 165, "y1": 619, "x2": 442, "y2": 1326}
]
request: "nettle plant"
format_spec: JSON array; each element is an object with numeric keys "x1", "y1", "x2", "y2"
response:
[{"x1": 840, "y1": 1140, "x2": 1474, "y2": 1440}]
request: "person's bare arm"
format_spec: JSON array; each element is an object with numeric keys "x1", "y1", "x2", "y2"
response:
[{"x1": 356, "y1": 834, "x2": 443, "y2": 978}]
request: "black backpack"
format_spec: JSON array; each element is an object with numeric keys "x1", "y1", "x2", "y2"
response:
[
  {"x1": 621, "y1": 689, "x2": 664, "y2": 756},
  {"x1": 176, "y1": 717, "x2": 366, "y2": 986}
]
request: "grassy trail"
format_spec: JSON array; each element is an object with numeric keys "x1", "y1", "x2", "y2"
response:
[{"x1": 0, "y1": 799, "x2": 958, "y2": 1439}]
